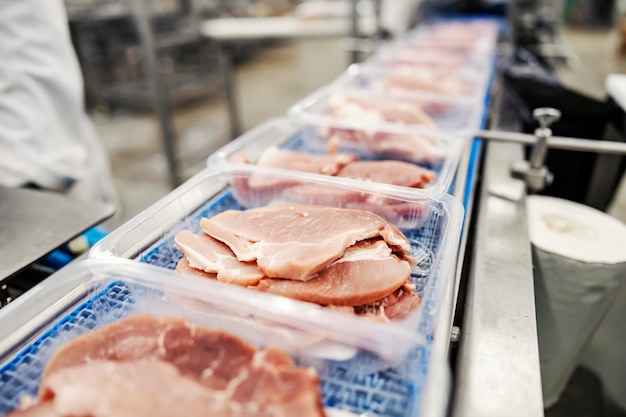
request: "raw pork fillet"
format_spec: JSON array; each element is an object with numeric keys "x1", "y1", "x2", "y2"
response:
[
  {"x1": 175, "y1": 230, "x2": 264, "y2": 286},
  {"x1": 372, "y1": 68, "x2": 473, "y2": 97},
  {"x1": 317, "y1": 127, "x2": 449, "y2": 166},
  {"x1": 330, "y1": 94, "x2": 438, "y2": 128},
  {"x1": 337, "y1": 160, "x2": 436, "y2": 188},
  {"x1": 199, "y1": 204, "x2": 412, "y2": 280},
  {"x1": 257, "y1": 147, "x2": 355, "y2": 175},
  {"x1": 246, "y1": 148, "x2": 436, "y2": 189},
  {"x1": 35, "y1": 360, "x2": 235, "y2": 417},
  {"x1": 247, "y1": 147, "x2": 357, "y2": 191},
  {"x1": 23, "y1": 315, "x2": 325, "y2": 417},
  {"x1": 253, "y1": 239, "x2": 412, "y2": 306}
]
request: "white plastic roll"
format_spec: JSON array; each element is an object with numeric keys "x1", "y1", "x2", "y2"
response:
[{"x1": 526, "y1": 196, "x2": 626, "y2": 408}]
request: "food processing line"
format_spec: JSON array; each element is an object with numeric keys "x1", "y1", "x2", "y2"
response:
[{"x1": 2, "y1": 2, "x2": 626, "y2": 416}]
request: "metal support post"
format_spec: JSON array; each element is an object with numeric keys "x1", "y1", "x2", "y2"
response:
[{"x1": 130, "y1": 0, "x2": 181, "y2": 188}]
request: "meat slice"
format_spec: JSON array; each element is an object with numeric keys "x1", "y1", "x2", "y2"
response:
[
  {"x1": 248, "y1": 147, "x2": 357, "y2": 190},
  {"x1": 257, "y1": 147, "x2": 355, "y2": 175},
  {"x1": 372, "y1": 69, "x2": 473, "y2": 97},
  {"x1": 253, "y1": 239, "x2": 412, "y2": 306},
  {"x1": 15, "y1": 357, "x2": 326, "y2": 417},
  {"x1": 35, "y1": 360, "x2": 224, "y2": 417},
  {"x1": 379, "y1": 290, "x2": 422, "y2": 321},
  {"x1": 199, "y1": 205, "x2": 412, "y2": 281},
  {"x1": 176, "y1": 255, "x2": 218, "y2": 279},
  {"x1": 337, "y1": 160, "x2": 436, "y2": 189},
  {"x1": 317, "y1": 127, "x2": 449, "y2": 166},
  {"x1": 174, "y1": 230, "x2": 264, "y2": 286},
  {"x1": 36, "y1": 315, "x2": 325, "y2": 417},
  {"x1": 330, "y1": 94, "x2": 438, "y2": 128},
  {"x1": 41, "y1": 314, "x2": 256, "y2": 389}
]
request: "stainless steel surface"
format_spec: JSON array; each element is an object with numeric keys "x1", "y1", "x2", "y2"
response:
[
  {"x1": 476, "y1": 129, "x2": 626, "y2": 155},
  {"x1": 452, "y1": 141, "x2": 544, "y2": 417},
  {"x1": 0, "y1": 187, "x2": 115, "y2": 283},
  {"x1": 130, "y1": 0, "x2": 181, "y2": 188}
]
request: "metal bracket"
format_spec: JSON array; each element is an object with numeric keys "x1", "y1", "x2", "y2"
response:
[{"x1": 510, "y1": 107, "x2": 561, "y2": 193}]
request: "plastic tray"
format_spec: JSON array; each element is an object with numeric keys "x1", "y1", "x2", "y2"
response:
[
  {"x1": 367, "y1": 40, "x2": 494, "y2": 73},
  {"x1": 407, "y1": 18, "x2": 500, "y2": 48},
  {"x1": 89, "y1": 165, "x2": 463, "y2": 349},
  {"x1": 288, "y1": 85, "x2": 484, "y2": 138},
  {"x1": 0, "y1": 259, "x2": 438, "y2": 417},
  {"x1": 403, "y1": 21, "x2": 498, "y2": 58},
  {"x1": 333, "y1": 64, "x2": 491, "y2": 103},
  {"x1": 207, "y1": 117, "x2": 466, "y2": 196}
]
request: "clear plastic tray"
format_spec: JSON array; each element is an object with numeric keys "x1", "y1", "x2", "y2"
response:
[
  {"x1": 407, "y1": 18, "x2": 500, "y2": 51},
  {"x1": 333, "y1": 63, "x2": 491, "y2": 103},
  {"x1": 89, "y1": 164, "x2": 464, "y2": 351},
  {"x1": 288, "y1": 85, "x2": 484, "y2": 137},
  {"x1": 368, "y1": 43, "x2": 493, "y2": 73},
  {"x1": 0, "y1": 259, "x2": 441, "y2": 417},
  {"x1": 403, "y1": 22, "x2": 498, "y2": 58},
  {"x1": 207, "y1": 117, "x2": 467, "y2": 196}
]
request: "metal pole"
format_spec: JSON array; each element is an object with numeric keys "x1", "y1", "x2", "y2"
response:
[
  {"x1": 350, "y1": 0, "x2": 359, "y2": 64},
  {"x1": 476, "y1": 130, "x2": 626, "y2": 155},
  {"x1": 130, "y1": 0, "x2": 181, "y2": 188},
  {"x1": 218, "y1": 42, "x2": 242, "y2": 140}
]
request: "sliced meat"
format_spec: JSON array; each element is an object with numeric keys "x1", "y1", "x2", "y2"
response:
[
  {"x1": 199, "y1": 205, "x2": 412, "y2": 281},
  {"x1": 174, "y1": 230, "x2": 264, "y2": 286},
  {"x1": 330, "y1": 94, "x2": 438, "y2": 128},
  {"x1": 14, "y1": 358, "x2": 325, "y2": 417},
  {"x1": 38, "y1": 315, "x2": 325, "y2": 417},
  {"x1": 337, "y1": 160, "x2": 436, "y2": 189},
  {"x1": 253, "y1": 239, "x2": 412, "y2": 306},
  {"x1": 41, "y1": 315, "x2": 256, "y2": 390},
  {"x1": 36, "y1": 360, "x2": 223, "y2": 417},
  {"x1": 373, "y1": 69, "x2": 473, "y2": 97},
  {"x1": 257, "y1": 147, "x2": 357, "y2": 176},
  {"x1": 318, "y1": 127, "x2": 449, "y2": 166},
  {"x1": 281, "y1": 183, "x2": 368, "y2": 207},
  {"x1": 244, "y1": 147, "x2": 357, "y2": 191},
  {"x1": 380, "y1": 290, "x2": 422, "y2": 321},
  {"x1": 176, "y1": 256, "x2": 218, "y2": 279},
  {"x1": 6, "y1": 402, "x2": 58, "y2": 417}
]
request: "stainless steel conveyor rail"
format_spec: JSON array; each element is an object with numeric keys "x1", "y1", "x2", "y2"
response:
[
  {"x1": 452, "y1": 140, "x2": 544, "y2": 417},
  {"x1": 446, "y1": 48, "x2": 546, "y2": 415}
]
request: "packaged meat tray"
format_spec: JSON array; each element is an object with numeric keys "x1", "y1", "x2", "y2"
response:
[
  {"x1": 333, "y1": 64, "x2": 490, "y2": 103},
  {"x1": 288, "y1": 85, "x2": 484, "y2": 138},
  {"x1": 89, "y1": 165, "x2": 463, "y2": 350},
  {"x1": 0, "y1": 259, "x2": 445, "y2": 417},
  {"x1": 407, "y1": 18, "x2": 500, "y2": 52},
  {"x1": 403, "y1": 19, "x2": 499, "y2": 57},
  {"x1": 207, "y1": 118, "x2": 466, "y2": 197},
  {"x1": 368, "y1": 43, "x2": 493, "y2": 73}
]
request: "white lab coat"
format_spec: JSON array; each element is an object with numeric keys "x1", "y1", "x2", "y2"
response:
[{"x1": 0, "y1": 0, "x2": 118, "y2": 206}]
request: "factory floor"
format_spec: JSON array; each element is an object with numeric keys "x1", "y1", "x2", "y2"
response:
[{"x1": 92, "y1": 25, "x2": 626, "y2": 416}]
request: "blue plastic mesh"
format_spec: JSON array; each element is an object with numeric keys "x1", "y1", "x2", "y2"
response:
[
  {"x1": 0, "y1": 282, "x2": 136, "y2": 415},
  {"x1": 0, "y1": 279, "x2": 432, "y2": 417}
]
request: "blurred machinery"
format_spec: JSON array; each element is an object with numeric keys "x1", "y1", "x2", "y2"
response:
[{"x1": 65, "y1": 0, "x2": 298, "y2": 113}]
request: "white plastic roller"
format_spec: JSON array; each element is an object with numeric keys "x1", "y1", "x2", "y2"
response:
[{"x1": 527, "y1": 195, "x2": 626, "y2": 407}]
